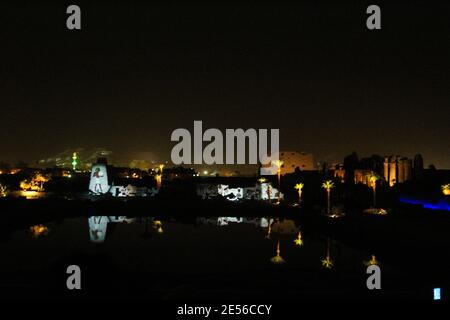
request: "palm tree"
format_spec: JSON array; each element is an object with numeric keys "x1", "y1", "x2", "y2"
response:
[
  {"x1": 321, "y1": 180, "x2": 335, "y2": 214},
  {"x1": 156, "y1": 174, "x2": 162, "y2": 189},
  {"x1": 321, "y1": 238, "x2": 333, "y2": 269},
  {"x1": 156, "y1": 164, "x2": 165, "y2": 189},
  {"x1": 294, "y1": 183, "x2": 304, "y2": 205},
  {"x1": 294, "y1": 230, "x2": 304, "y2": 246},
  {"x1": 368, "y1": 173, "x2": 380, "y2": 207},
  {"x1": 272, "y1": 160, "x2": 283, "y2": 202},
  {"x1": 270, "y1": 240, "x2": 285, "y2": 264},
  {"x1": 364, "y1": 254, "x2": 379, "y2": 267},
  {"x1": 32, "y1": 173, "x2": 50, "y2": 192}
]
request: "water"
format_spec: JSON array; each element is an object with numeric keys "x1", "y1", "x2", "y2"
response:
[{"x1": 0, "y1": 215, "x2": 387, "y2": 299}]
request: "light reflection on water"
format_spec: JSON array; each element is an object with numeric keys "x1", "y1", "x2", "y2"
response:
[
  {"x1": 0, "y1": 214, "x2": 395, "y2": 299},
  {"x1": 3, "y1": 216, "x2": 378, "y2": 274}
]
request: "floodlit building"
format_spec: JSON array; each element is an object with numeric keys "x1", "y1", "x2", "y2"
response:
[
  {"x1": 88, "y1": 216, "x2": 134, "y2": 243},
  {"x1": 354, "y1": 169, "x2": 377, "y2": 186},
  {"x1": 383, "y1": 156, "x2": 413, "y2": 186},
  {"x1": 88, "y1": 160, "x2": 156, "y2": 197},
  {"x1": 89, "y1": 163, "x2": 109, "y2": 194},
  {"x1": 333, "y1": 164, "x2": 346, "y2": 182}
]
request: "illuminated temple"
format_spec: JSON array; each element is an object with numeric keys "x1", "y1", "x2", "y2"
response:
[{"x1": 383, "y1": 156, "x2": 412, "y2": 186}]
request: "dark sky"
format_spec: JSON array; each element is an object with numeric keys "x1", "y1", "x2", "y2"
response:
[{"x1": 1, "y1": 1, "x2": 449, "y2": 168}]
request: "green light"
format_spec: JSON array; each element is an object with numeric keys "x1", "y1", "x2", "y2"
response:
[{"x1": 72, "y1": 152, "x2": 78, "y2": 171}]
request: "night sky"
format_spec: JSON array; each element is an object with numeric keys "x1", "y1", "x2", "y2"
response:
[{"x1": 1, "y1": 1, "x2": 449, "y2": 168}]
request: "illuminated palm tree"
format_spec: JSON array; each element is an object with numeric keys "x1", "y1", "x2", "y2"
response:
[
  {"x1": 271, "y1": 240, "x2": 285, "y2": 264},
  {"x1": 321, "y1": 238, "x2": 333, "y2": 269},
  {"x1": 32, "y1": 173, "x2": 50, "y2": 192},
  {"x1": 442, "y1": 184, "x2": 450, "y2": 196},
  {"x1": 368, "y1": 173, "x2": 380, "y2": 207},
  {"x1": 321, "y1": 180, "x2": 335, "y2": 215},
  {"x1": 294, "y1": 183, "x2": 304, "y2": 205},
  {"x1": 156, "y1": 174, "x2": 162, "y2": 189},
  {"x1": 294, "y1": 230, "x2": 304, "y2": 246},
  {"x1": 364, "y1": 254, "x2": 379, "y2": 266},
  {"x1": 272, "y1": 160, "x2": 283, "y2": 202},
  {"x1": 156, "y1": 164, "x2": 165, "y2": 188}
]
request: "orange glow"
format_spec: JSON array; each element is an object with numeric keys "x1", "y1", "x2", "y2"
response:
[
  {"x1": 20, "y1": 191, "x2": 43, "y2": 200},
  {"x1": 62, "y1": 171, "x2": 72, "y2": 178},
  {"x1": 0, "y1": 184, "x2": 8, "y2": 197},
  {"x1": 30, "y1": 225, "x2": 49, "y2": 238}
]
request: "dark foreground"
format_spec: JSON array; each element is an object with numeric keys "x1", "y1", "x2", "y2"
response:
[{"x1": 0, "y1": 197, "x2": 449, "y2": 301}]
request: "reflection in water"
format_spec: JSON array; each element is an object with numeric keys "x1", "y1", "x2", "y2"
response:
[
  {"x1": 141, "y1": 217, "x2": 152, "y2": 239},
  {"x1": 271, "y1": 240, "x2": 285, "y2": 264},
  {"x1": 294, "y1": 230, "x2": 304, "y2": 247},
  {"x1": 271, "y1": 219, "x2": 298, "y2": 234},
  {"x1": 321, "y1": 238, "x2": 334, "y2": 269},
  {"x1": 30, "y1": 224, "x2": 49, "y2": 238},
  {"x1": 21, "y1": 191, "x2": 44, "y2": 200},
  {"x1": 217, "y1": 217, "x2": 243, "y2": 226},
  {"x1": 265, "y1": 219, "x2": 273, "y2": 239},
  {"x1": 88, "y1": 216, "x2": 108, "y2": 243},
  {"x1": 364, "y1": 255, "x2": 379, "y2": 266},
  {"x1": 88, "y1": 216, "x2": 133, "y2": 243},
  {"x1": 197, "y1": 217, "x2": 269, "y2": 228},
  {"x1": 153, "y1": 220, "x2": 164, "y2": 234}
]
